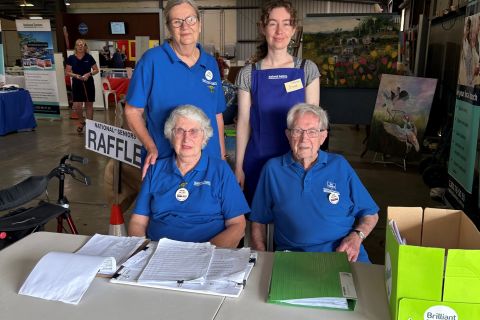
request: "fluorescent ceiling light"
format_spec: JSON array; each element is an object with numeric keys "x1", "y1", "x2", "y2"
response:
[
  {"x1": 29, "y1": 16, "x2": 43, "y2": 20},
  {"x1": 20, "y1": 2, "x2": 34, "y2": 7}
]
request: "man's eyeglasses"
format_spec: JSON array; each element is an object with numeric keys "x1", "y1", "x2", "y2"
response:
[
  {"x1": 170, "y1": 15, "x2": 198, "y2": 28},
  {"x1": 172, "y1": 127, "x2": 203, "y2": 138},
  {"x1": 288, "y1": 128, "x2": 325, "y2": 138}
]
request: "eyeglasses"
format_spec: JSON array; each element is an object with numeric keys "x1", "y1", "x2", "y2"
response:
[
  {"x1": 172, "y1": 127, "x2": 203, "y2": 138},
  {"x1": 170, "y1": 15, "x2": 198, "y2": 28},
  {"x1": 288, "y1": 128, "x2": 325, "y2": 138}
]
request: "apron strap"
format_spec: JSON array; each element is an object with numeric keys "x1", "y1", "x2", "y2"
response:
[{"x1": 300, "y1": 59, "x2": 307, "y2": 69}]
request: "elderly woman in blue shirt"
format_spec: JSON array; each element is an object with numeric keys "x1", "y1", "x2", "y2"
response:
[
  {"x1": 249, "y1": 103, "x2": 379, "y2": 262},
  {"x1": 128, "y1": 105, "x2": 249, "y2": 248}
]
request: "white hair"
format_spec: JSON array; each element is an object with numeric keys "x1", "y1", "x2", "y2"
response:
[
  {"x1": 286, "y1": 103, "x2": 329, "y2": 130},
  {"x1": 164, "y1": 104, "x2": 213, "y2": 149}
]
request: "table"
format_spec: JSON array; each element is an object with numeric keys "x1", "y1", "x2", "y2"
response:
[
  {"x1": 0, "y1": 232, "x2": 224, "y2": 320},
  {"x1": 5, "y1": 75, "x2": 26, "y2": 88},
  {"x1": 0, "y1": 89, "x2": 36, "y2": 136},
  {"x1": 0, "y1": 232, "x2": 391, "y2": 320},
  {"x1": 218, "y1": 252, "x2": 391, "y2": 320},
  {"x1": 107, "y1": 77, "x2": 130, "y2": 100}
]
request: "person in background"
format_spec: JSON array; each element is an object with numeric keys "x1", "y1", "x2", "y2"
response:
[
  {"x1": 235, "y1": 0, "x2": 320, "y2": 203},
  {"x1": 65, "y1": 39, "x2": 99, "y2": 133},
  {"x1": 129, "y1": 105, "x2": 248, "y2": 247},
  {"x1": 125, "y1": 0, "x2": 226, "y2": 179},
  {"x1": 215, "y1": 51, "x2": 229, "y2": 80},
  {"x1": 250, "y1": 103, "x2": 379, "y2": 262},
  {"x1": 112, "y1": 48, "x2": 126, "y2": 68}
]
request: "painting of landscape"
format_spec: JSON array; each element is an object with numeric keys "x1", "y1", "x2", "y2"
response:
[{"x1": 303, "y1": 14, "x2": 400, "y2": 88}]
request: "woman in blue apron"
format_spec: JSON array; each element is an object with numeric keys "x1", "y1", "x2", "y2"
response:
[{"x1": 235, "y1": 0, "x2": 320, "y2": 203}]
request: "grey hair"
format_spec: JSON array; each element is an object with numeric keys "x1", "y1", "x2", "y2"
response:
[
  {"x1": 164, "y1": 104, "x2": 213, "y2": 149},
  {"x1": 164, "y1": 0, "x2": 200, "y2": 23},
  {"x1": 286, "y1": 103, "x2": 329, "y2": 130}
]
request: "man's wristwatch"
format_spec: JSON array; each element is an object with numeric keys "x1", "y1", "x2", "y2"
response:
[{"x1": 353, "y1": 229, "x2": 366, "y2": 241}]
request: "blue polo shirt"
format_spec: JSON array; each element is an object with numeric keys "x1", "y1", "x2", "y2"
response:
[
  {"x1": 126, "y1": 41, "x2": 226, "y2": 162},
  {"x1": 250, "y1": 151, "x2": 379, "y2": 262},
  {"x1": 133, "y1": 153, "x2": 250, "y2": 242}
]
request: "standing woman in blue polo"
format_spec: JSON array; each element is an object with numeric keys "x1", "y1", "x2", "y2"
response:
[
  {"x1": 128, "y1": 105, "x2": 249, "y2": 247},
  {"x1": 125, "y1": 0, "x2": 226, "y2": 179},
  {"x1": 234, "y1": 0, "x2": 320, "y2": 203}
]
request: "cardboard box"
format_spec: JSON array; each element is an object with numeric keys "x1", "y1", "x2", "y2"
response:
[{"x1": 385, "y1": 207, "x2": 480, "y2": 320}]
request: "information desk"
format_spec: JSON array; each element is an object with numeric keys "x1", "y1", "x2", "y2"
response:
[
  {"x1": 0, "y1": 232, "x2": 390, "y2": 320},
  {"x1": 0, "y1": 89, "x2": 36, "y2": 136},
  {"x1": 218, "y1": 251, "x2": 390, "y2": 320},
  {"x1": 0, "y1": 232, "x2": 224, "y2": 320}
]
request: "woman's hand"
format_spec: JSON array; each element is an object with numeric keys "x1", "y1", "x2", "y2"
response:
[
  {"x1": 235, "y1": 167, "x2": 245, "y2": 190},
  {"x1": 81, "y1": 72, "x2": 91, "y2": 81}
]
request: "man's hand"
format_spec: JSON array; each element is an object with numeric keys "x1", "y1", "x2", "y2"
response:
[
  {"x1": 142, "y1": 146, "x2": 158, "y2": 179},
  {"x1": 336, "y1": 232, "x2": 362, "y2": 262}
]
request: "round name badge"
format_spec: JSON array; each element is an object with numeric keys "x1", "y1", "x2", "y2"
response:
[
  {"x1": 329, "y1": 192, "x2": 339, "y2": 204},
  {"x1": 205, "y1": 70, "x2": 213, "y2": 81},
  {"x1": 175, "y1": 188, "x2": 189, "y2": 202}
]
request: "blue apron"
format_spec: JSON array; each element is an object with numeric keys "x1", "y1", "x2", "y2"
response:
[{"x1": 244, "y1": 60, "x2": 306, "y2": 202}]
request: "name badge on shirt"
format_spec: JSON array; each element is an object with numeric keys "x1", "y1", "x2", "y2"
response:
[
  {"x1": 284, "y1": 78, "x2": 303, "y2": 93},
  {"x1": 176, "y1": 187, "x2": 189, "y2": 202}
]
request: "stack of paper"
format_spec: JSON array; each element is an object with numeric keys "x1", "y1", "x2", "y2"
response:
[
  {"x1": 18, "y1": 234, "x2": 149, "y2": 304},
  {"x1": 111, "y1": 238, "x2": 255, "y2": 297},
  {"x1": 76, "y1": 233, "x2": 149, "y2": 275},
  {"x1": 268, "y1": 252, "x2": 357, "y2": 310},
  {"x1": 388, "y1": 219, "x2": 406, "y2": 244}
]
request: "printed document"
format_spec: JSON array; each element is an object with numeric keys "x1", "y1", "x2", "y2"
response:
[
  {"x1": 75, "y1": 233, "x2": 147, "y2": 275},
  {"x1": 19, "y1": 252, "x2": 111, "y2": 305}
]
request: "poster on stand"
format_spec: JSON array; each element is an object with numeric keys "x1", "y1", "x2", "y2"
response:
[
  {"x1": 367, "y1": 74, "x2": 437, "y2": 160},
  {"x1": 446, "y1": 8, "x2": 480, "y2": 213},
  {"x1": 16, "y1": 19, "x2": 60, "y2": 118}
]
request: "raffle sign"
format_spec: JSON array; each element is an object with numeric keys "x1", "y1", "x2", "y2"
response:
[
  {"x1": 16, "y1": 19, "x2": 60, "y2": 117},
  {"x1": 85, "y1": 120, "x2": 142, "y2": 168}
]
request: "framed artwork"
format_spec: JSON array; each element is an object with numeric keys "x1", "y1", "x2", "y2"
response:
[
  {"x1": 367, "y1": 74, "x2": 437, "y2": 159},
  {"x1": 303, "y1": 14, "x2": 400, "y2": 88}
]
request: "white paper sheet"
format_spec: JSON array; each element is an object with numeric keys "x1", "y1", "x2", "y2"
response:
[
  {"x1": 206, "y1": 248, "x2": 250, "y2": 283},
  {"x1": 19, "y1": 252, "x2": 111, "y2": 305},
  {"x1": 138, "y1": 238, "x2": 215, "y2": 283},
  {"x1": 75, "y1": 233, "x2": 147, "y2": 275}
]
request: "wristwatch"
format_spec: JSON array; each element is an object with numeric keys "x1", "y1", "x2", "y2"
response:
[{"x1": 353, "y1": 229, "x2": 366, "y2": 241}]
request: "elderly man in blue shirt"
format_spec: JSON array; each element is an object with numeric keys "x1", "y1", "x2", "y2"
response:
[{"x1": 249, "y1": 103, "x2": 379, "y2": 262}]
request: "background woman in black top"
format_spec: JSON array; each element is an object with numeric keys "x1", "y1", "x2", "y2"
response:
[{"x1": 65, "y1": 39, "x2": 99, "y2": 133}]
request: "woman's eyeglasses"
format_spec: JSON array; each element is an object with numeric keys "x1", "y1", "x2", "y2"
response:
[
  {"x1": 172, "y1": 127, "x2": 203, "y2": 138},
  {"x1": 170, "y1": 15, "x2": 198, "y2": 28}
]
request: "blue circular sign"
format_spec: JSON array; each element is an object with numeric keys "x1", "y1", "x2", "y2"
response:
[{"x1": 78, "y1": 22, "x2": 88, "y2": 35}]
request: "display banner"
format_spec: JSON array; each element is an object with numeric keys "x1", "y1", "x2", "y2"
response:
[
  {"x1": 85, "y1": 120, "x2": 142, "y2": 168},
  {"x1": 0, "y1": 21, "x2": 5, "y2": 86},
  {"x1": 447, "y1": 4, "x2": 480, "y2": 214},
  {"x1": 16, "y1": 19, "x2": 60, "y2": 118}
]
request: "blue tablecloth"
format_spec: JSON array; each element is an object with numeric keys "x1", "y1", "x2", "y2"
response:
[{"x1": 0, "y1": 89, "x2": 37, "y2": 136}]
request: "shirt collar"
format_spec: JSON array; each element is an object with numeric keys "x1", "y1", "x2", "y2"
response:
[
  {"x1": 162, "y1": 41, "x2": 207, "y2": 68},
  {"x1": 282, "y1": 150, "x2": 328, "y2": 169},
  {"x1": 169, "y1": 152, "x2": 208, "y2": 176}
]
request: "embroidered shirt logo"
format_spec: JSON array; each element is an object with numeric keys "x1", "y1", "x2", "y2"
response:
[
  {"x1": 193, "y1": 180, "x2": 211, "y2": 186},
  {"x1": 268, "y1": 74, "x2": 288, "y2": 80},
  {"x1": 323, "y1": 180, "x2": 339, "y2": 195}
]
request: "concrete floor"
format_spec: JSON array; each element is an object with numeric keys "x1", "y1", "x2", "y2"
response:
[{"x1": 0, "y1": 108, "x2": 443, "y2": 264}]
